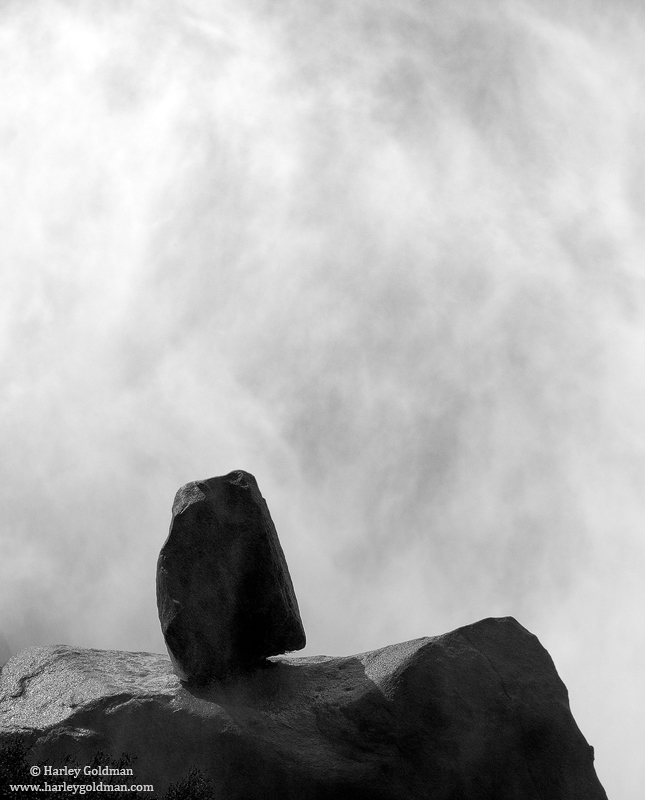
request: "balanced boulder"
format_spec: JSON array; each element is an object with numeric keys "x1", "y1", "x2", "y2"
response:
[{"x1": 156, "y1": 470, "x2": 305, "y2": 684}]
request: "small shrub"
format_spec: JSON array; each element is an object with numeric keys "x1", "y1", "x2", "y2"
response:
[
  {"x1": 0, "y1": 737, "x2": 29, "y2": 797},
  {"x1": 0, "y1": 739, "x2": 214, "y2": 799},
  {"x1": 163, "y1": 767, "x2": 215, "y2": 800}
]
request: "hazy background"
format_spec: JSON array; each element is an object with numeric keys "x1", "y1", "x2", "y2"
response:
[{"x1": 1, "y1": 0, "x2": 643, "y2": 795}]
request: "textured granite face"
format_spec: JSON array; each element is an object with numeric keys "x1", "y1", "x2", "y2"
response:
[
  {"x1": 156, "y1": 470, "x2": 306, "y2": 685},
  {"x1": 0, "y1": 617, "x2": 608, "y2": 799}
]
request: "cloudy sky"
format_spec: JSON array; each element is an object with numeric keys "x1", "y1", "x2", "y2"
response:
[{"x1": 1, "y1": 0, "x2": 644, "y2": 796}]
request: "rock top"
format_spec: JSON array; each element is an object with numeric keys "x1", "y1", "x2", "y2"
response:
[
  {"x1": 156, "y1": 470, "x2": 305, "y2": 684},
  {"x1": 0, "y1": 617, "x2": 607, "y2": 799}
]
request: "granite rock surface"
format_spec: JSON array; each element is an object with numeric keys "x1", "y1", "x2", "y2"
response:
[
  {"x1": 156, "y1": 470, "x2": 305, "y2": 684},
  {"x1": 0, "y1": 617, "x2": 607, "y2": 799}
]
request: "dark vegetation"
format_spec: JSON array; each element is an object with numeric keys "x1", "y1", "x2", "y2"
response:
[{"x1": 0, "y1": 738, "x2": 214, "y2": 799}]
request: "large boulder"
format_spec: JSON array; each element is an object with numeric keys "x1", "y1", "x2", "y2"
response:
[
  {"x1": 0, "y1": 617, "x2": 607, "y2": 799},
  {"x1": 156, "y1": 470, "x2": 305, "y2": 684}
]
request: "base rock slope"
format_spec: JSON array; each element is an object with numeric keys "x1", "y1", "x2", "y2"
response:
[{"x1": 0, "y1": 616, "x2": 607, "y2": 799}]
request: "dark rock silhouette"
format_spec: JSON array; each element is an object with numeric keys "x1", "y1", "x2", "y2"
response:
[
  {"x1": 156, "y1": 470, "x2": 305, "y2": 684},
  {"x1": 0, "y1": 618, "x2": 607, "y2": 799}
]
